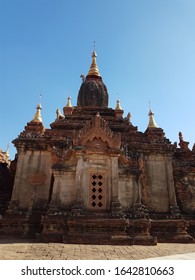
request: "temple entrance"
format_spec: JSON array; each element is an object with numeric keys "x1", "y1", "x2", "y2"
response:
[{"x1": 89, "y1": 173, "x2": 106, "y2": 209}]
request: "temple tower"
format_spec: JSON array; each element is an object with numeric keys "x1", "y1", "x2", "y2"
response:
[{"x1": 77, "y1": 51, "x2": 108, "y2": 108}]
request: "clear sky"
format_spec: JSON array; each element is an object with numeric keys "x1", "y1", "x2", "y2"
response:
[{"x1": 1, "y1": 0, "x2": 195, "y2": 159}]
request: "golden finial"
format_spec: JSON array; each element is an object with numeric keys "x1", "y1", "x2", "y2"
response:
[
  {"x1": 148, "y1": 109, "x2": 158, "y2": 128},
  {"x1": 115, "y1": 99, "x2": 122, "y2": 110},
  {"x1": 87, "y1": 48, "x2": 101, "y2": 77},
  {"x1": 65, "y1": 96, "x2": 72, "y2": 108},
  {"x1": 32, "y1": 103, "x2": 42, "y2": 123}
]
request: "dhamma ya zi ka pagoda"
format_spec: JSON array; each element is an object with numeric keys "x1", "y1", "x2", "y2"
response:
[{"x1": 0, "y1": 50, "x2": 195, "y2": 245}]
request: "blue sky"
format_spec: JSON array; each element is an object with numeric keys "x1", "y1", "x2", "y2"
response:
[{"x1": 1, "y1": 0, "x2": 195, "y2": 159}]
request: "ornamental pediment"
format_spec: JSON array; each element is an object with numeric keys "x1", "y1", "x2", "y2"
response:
[{"x1": 74, "y1": 112, "x2": 121, "y2": 149}]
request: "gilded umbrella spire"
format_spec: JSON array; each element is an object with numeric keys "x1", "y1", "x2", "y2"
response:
[
  {"x1": 148, "y1": 109, "x2": 158, "y2": 128},
  {"x1": 31, "y1": 103, "x2": 42, "y2": 123},
  {"x1": 115, "y1": 99, "x2": 123, "y2": 110},
  {"x1": 65, "y1": 96, "x2": 72, "y2": 108},
  {"x1": 87, "y1": 51, "x2": 101, "y2": 77}
]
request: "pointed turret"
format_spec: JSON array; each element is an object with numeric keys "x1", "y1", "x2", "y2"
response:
[
  {"x1": 148, "y1": 109, "x2": 158, "y2": 128},
  {"x1": 26, "y1": 102, "x2": 45, "y2": 132},
  {"x1": 87, "y1": 51, "x2": 101, "y2": 77},
  {"x1": 66, "y1": 96, "x2": 72, "y2": 108},
  {"x1": 31, "y1": 103, "x2": 42, "y2": 123},
  {"x1": 114, "y1": 99, "x2": 124, "y2": 118},
  {"x1": 12, "y1": 102, "x2": 45, "y2": 146},
  {"x1": 63, "y1": 96, "x2": 73, "y2": 115},
  {"x1": 115, "y1": 100, "x2": 122, "y2": 110},
  {"x1": 145, "y1": 109, "x2": 167, "y2": 145}
]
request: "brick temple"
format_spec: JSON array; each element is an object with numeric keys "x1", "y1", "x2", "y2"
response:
[{"x1": 0, "y1": 51, "x2": 195, "y2": 244}]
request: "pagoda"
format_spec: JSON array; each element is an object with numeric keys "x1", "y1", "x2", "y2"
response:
[{"x1": 0, "y1": 50, "x2": 195, "y2": 245}]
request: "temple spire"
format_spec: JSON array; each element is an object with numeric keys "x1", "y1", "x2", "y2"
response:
[
  {"x1": 63, "y1": 96, "x2": 73, "y2": 115},
  {"x1": 31, "y1": 103, "x2": 42, "y2": 123},
  {"x1": 65, "y1": 96, "x2": 72, "y2": 108},
  {"x1": 115, "y1": 99, "x2": 122, "y2": 110},
  {"x1": 87, "y1": 51, "x2": 101, "y2": 77},
  {"x1": 148, "y1": 109, "x2": 158, "y2": 128}
]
